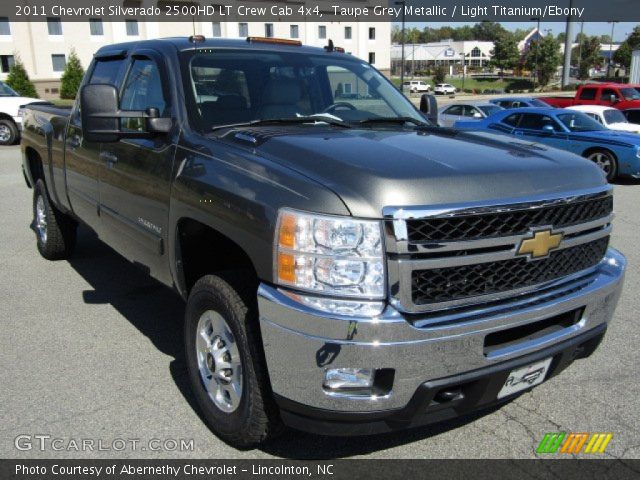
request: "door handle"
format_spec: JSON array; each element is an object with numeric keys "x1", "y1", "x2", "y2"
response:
[{"x1": 100, "y1": 151, "x2": 118, "y2": 165}]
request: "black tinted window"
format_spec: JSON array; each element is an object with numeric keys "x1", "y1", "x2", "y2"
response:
[
  {"x1": 444, "y1": 105, "x2": 463, "y2": 115},
  {"x1": 89, "y1": 58, "x2": 125, "y2": 85},
  {"x1": 579, "y1": 88, "x2": 597, "y2": 100},
  {"x1": 519, "y1": 113, "x2": 559, "y2": 131},
  {"x1": 625, "y1": 110, "x2": 640, "y2": 124},
  {"x1": 502, "y1": 113, "x2": 520, "y2": 126}
]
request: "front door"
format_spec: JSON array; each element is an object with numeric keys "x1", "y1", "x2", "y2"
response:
[
  {"x1": 98, "y1": 51, "x2": 176, "y2": 282},
  {"x1": 64, "y1": 56, "x2": 127, "y2": 234}
]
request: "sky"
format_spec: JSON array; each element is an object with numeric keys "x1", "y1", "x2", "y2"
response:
[{"x1": 401, "y1": 22, "x2": 639, "y2": 41}]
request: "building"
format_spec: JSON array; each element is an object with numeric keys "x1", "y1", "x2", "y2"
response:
[
  {"x1": 0, "y1": 14, "x2": 389, "y2": 99},
  {"x1": 391, "y1": 40, "x2": 494, "y2": 75}
]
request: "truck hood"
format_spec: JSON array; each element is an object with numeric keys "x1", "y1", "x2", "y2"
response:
[
  {"x1": 608, "y1": 123, "x2": 640, "y2": 134},
  {"x1": 223, "y1": 127, "x2": 607, "y2": 218}
]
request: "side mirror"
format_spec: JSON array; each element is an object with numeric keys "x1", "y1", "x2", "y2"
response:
[
  {"x1": 541, "y1": 124, "x2": 555, "y2": 134},
  {"x1": 610, "y1": 94, "x2": 619, "y2": 104},
  {"x1": 420, "y1": 94, "x2": 438, "y2": 125},
  {"x1": 472, "y1": 112, "x2": 483, "y2": 119},
  {"x1": 80, "y1": 84, "x2": 171, "y2": 143}
]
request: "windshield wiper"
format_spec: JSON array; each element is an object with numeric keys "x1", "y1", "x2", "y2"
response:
[
  {"x1": 356, "y1": 116, "x2": 429, "y2": 127},
  {"x1": 211, "y1": 115, "x2": 351, "y2": 132}
]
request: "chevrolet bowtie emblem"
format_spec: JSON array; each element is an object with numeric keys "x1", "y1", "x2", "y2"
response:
[{"x1": 517, "y1": 229, "x2": 564, "y2": 260}]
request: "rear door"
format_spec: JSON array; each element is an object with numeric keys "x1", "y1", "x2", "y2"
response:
[
  {"x1": 64, "y1": 55, "x2": 126, "y2": 233},
  {"x1": 575, "y1": 87, "x2": 598, "y2": 106},
  {"x1": 97, "y1": 49, "x2": 176, "y2": 281}
]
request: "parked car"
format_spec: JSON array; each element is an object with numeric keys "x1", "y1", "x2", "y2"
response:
[
  {"x1": 489, "y1": 97, "x2": 553, "y2": 109},
  {"x1": 566, "y1": 105, "x2": 640, "y2": 134},
  {"x1": 455, "y1": 107, "x2": 640, "y2": 181},
  {"x1": 434, "y1": 83, "x2": 456, "y2": 95},
  {"x1": 0, "y1": 82, "x2": 47, "y2": 145},
  {"x1": 21, "y1": 38, "x2": 625, "y2": 447},
  {"x1": 540, "y1": 83, "x2": 640, "y2": 110},
  {"x1": 622, "y1": 108, "x2": 640, "y2": 125},
  {"x1": 402, "y1": 80, "x2": 431, "y2": 93},
  {"x1": 438, "y1": 102, "x2": 503, "y2": 127}
]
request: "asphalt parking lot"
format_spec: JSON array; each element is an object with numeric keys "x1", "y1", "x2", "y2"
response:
[{"x1": 1, "y1": 145, "x2": 639, "y2": 460}]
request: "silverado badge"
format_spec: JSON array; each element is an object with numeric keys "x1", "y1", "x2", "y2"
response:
[{"x1": 516, "y1": 229, "x2": 564, "y2": 260}]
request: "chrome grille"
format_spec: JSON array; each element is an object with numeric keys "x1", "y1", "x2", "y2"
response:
[
  {"x1": 411, "y1": 237, "x2": 608, "y2": 305},
  {"x1": 406, "y1": 195, "x2": 612, "y2": 243},
  {"x1": 384, "y1": 188, "x2": 613, "y2": 314}
]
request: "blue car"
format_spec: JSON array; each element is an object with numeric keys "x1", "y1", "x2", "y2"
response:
[
  {"x1": 455, "y1": 107, "x2": 640, "y2": 181},
  {"x1": 488, "y1": 97, "x2": 553, "y2": 109}
]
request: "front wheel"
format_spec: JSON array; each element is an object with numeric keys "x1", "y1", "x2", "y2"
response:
[
  {"x1": 184, "y1": 273, "x2": 282, "y2": 448},
  {"x1": 33, "y1": 179, "x2": 77, "y2": 259},
  {"x1": 586, "y1": 149, "x2": 618, "y2": 182}
]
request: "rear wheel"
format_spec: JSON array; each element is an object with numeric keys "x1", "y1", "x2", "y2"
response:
[
  {"x1": 586, "y1": 149, "x2": 618, "y2": 182},
  {"x1": 0, "y1": 119, "x2": 18, "y2": 145},
  {"x1": 33, "y1": 179, "x2": 77, "y2": 259},
  {"x1": 185, "y1": 273, "x2": 282, "y2": 448}
]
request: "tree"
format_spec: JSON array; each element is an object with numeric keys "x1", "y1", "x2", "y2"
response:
[
  {"x1": 433, "y1": 65, "x2": 447, "y2": 84},
  {"x1": 613, "y1": 26, "x2": 640, "y2": 67},
  {"x1": 490, "y1": 31, "x2": 520, "y2": 73},
  {"x1": 60, "y1": 49, "x2": 84, "y2": 100},
  {"x1": 525, "y1": 36, "x2": 561, "y2": 87},
  {"x1": 472, "y1": 21, "x2": 506, "y2": 42},
  {"x1": 571, "y1": 36, "x2": 601, "y2": 79},
  {"x1": 5, "y1": 57, "x2": 38, "y2": 98}
]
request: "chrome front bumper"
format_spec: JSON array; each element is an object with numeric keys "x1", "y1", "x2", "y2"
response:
[{"x1": 258, "y1": 248, "x2": 625, "y2": 413}]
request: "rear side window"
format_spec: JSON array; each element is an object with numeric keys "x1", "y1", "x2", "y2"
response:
[
  {"x1": 579, "y1": 88, "x2": 597, "y2": 100},
  {"x1": 89, "y1": 58, "x2": 126, "y2": 85}
]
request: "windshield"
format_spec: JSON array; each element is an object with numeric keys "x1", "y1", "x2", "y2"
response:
[
  {"x1": 557, "y1": 112, "x2": 607, "y2": 132},
  {"x1": 621, "y1": 87, "x2": 640, "y2": 100},
  {"x1": 180, "y1": 49, "x2": 426, "y2": 131},
  {"x1": 603, "y1": 108, "x2": 628, "y2": 124},
  {"x1": 477, "y1": 105, "x2": 502, "y2": 116},
  {"x1": 0, "y1": 82, "x2": 18, "y2": 97}
]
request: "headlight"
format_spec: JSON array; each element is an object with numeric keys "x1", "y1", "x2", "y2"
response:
[{"x1": 275, "y1": 209, "x2": 385, "y2": 299}]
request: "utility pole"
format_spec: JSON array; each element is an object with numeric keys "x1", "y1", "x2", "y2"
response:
[
  {"x1": 531, "y1": 17, "x2": 541, "y2": 89},
  {"x1": 562, "y1": 16, "x2": 573, "y2": 87},
  {"x1": 577, "y1": 21, "x2": 584, "y2": 78},
  {"x1": 395, "y1": 1, "x2": 406, "y2": 90},
  {"x1": 608, "y1": 21, "x2": 618, "y2": 77}
]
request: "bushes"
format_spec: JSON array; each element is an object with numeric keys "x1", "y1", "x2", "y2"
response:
[
  {"x1": 6, "y1": 58, "x2": 38, "y2": 98},
  {"x1": 60, "y1": 49, "x2": 84, "y2": 100}
]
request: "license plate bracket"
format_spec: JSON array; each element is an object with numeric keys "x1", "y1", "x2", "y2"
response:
[{"x1": 497, "y1": 357, "x2": 553, "y2": 399}]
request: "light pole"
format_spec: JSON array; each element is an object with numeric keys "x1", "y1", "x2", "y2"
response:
[
  {"x1": 531, "y1": 17, "x2": 541, "y2": 89},
  {"x1": 577, "y1": 21, "x2": 584, "y2": 78},
  {"x1": 608, "y1": 21, "x2": 618, "y2": 76},
  {"x1": 395, "y1": 1, "x2": 406, "y2": 90}
]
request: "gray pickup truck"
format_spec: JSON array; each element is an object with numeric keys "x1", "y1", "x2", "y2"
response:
[{"x1": 21, "y1": 36, "x2": 625, "y2": 447}]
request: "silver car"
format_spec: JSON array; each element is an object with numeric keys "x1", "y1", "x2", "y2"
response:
[{"x1": 438, "y1": 102, "x2": 504, "y2": 128}]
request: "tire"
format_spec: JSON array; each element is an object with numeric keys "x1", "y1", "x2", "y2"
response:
[
  {"x1": 33, "y1": 179, "x2": 77, "y2": 260},
  {"x1": 585, "y1": 149, "x2": 618, "y2": 182},
  {"x1": 185, "y1": 272, "x2": 282, "y2": 448},
  {"x1": 0, "y1": 119, "x2": 18, "y2": 146}
]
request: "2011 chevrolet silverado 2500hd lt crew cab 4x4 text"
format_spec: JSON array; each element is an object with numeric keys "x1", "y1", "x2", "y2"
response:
[{"x1": 21, "y1": 37, "x2": 626, "y2": 448}]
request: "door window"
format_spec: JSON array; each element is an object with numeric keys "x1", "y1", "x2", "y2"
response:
[
  {"x1": 120, "y1": 58, "x2": 166, "y2": 131},
  {"x1": 601, "y1": 88, "x2": 619, "y2": 102},
  {"x1": 443, "y1": 105, "x2": 463, "y2": 116},
  {"x1": 518, "y1": 113, "x2": 560, "y2": 131}
]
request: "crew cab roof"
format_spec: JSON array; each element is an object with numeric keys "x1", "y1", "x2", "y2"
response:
[{"x1": 94, "y1": 36, "x2": 344, "y2": 58}]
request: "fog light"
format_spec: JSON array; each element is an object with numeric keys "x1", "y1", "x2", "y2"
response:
[{"x1": 323, "y1": 368, "x2": 373, "y2": 391}]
